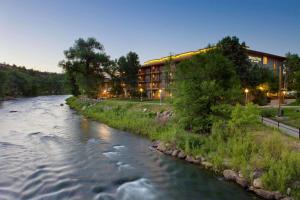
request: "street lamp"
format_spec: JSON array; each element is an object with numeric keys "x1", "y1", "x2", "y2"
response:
[
  {"x1": 244, "y1": 88, "x2": 249, "y2": 104},
  {"x1": 139, "y1": 88, "x2": 143, "y2": 102},
  {"x1": 282, "y1": 90, "x2": 287, "y2": 105},
  {"x1": 159, "y1": 89, "x2": 162, "y2": 105}
]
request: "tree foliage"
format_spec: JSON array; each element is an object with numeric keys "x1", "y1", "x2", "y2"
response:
[
  {"x1": 174, "y1": 50, "x2": 242, "y2": 133},
  {"x1": 216, "y1": 36, "x2": 252, "y2": 87},
  {"x1": 118, "y1": 52, "x2": 140, "y2": 97},
  {"x1": 0, "y1": 64, "x2": 68, "y2": 99},
  {"x1": 294, "y1": 71, "x2": 300, "y2": 101},
  {"x1": 60, "y1": 38, "x2": 112, "y2": 98},
  {"x1": 285, "y1": 53, "x2": 300, "y2": 90}
]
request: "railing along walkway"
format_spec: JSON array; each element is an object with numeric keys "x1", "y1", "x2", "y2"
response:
[{"x1": 261, "y1": 116, "x2": 300, "y2": 139}]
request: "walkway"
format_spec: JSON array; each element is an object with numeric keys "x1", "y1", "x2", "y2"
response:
[{"x1": 261, "y1": 116, "x2": 300, "y2": 139}]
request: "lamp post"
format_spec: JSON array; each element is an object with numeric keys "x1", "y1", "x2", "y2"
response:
[
  {"x1": 283, "y1": 90, "x2": 287, "y2": 105},
  {"x1": 244, "y1": 88, "x2": 249, "y2": 105},
  {"x1": 278, "y1": 65, "x2": 283, "y2": 116},
  {"x1": 139, "y1": 88, "x2": 143, "y2": 102},
  {"x1": 159, "y1": 89, "x2": 162, "y2": 105}
]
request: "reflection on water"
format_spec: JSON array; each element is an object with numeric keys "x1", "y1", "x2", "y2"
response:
[
  {"x1": 0, "y1": 96, "x2": 261, "y2": 200},
  {"x1": 97, "y1": 124, "x2": 112, "y2": 142}
]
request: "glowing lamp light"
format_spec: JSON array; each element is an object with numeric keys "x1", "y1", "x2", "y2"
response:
[
  {"x1": 159, "y1": 89, "x2": 162, "y2": 93},
  {"x1": 139, "y1": 88, "x2": 143, "y2": 93},
  {"x1": 244, "y1": 88, "x2": 249, "y2": 94}
]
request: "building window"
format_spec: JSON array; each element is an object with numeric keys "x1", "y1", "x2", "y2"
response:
[{"x1": 263, "y1": 56, "x2": 268, "y2": 65}]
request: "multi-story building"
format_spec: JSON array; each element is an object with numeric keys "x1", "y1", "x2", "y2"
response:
[{"x1": 138, "y1": 47, "x2": 286, "y2": 99}]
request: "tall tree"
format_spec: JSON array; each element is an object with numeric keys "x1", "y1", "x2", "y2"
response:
[
  {"x1": 285, "y1": 53, "x2": 300, "y2": 90},
  {"x1": 174, "y1": 50, "x2": 241, "y2": 133},
  {"x1": 294, "y1": 71, "x2": 300, "y2": 101},
  {"x1": 216, "y1": 36, "x2": 252, "y2": 87},
  {"x1": 60, "y1": 38, "x2": 111, "y2": 98},
  {"x1": 59, "y1": 60, "x2": 80, "y2": 96},
  {"x1": 118, "y1": 52, "x2": 140, "y2": 97}
]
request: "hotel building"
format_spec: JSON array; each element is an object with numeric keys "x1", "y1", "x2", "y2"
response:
[{"x1": 138, "y1": 48, "x2": 286, "y2": 99}]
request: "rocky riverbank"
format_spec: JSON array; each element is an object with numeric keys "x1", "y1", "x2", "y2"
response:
[
  {"x1": 151, "y1": 141, "x2": 294, "y2": 200},
  {"x1": 66, "y1": 97, "x2": 300, "y2": 200}
]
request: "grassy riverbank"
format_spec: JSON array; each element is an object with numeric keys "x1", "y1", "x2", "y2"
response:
[{"x1": 67, "y1": 97, "x2": 300, "y2": 199}]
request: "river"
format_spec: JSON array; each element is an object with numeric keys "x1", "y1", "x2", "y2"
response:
[{"x1": 0, "y1": 95, "x2": 260, "y2": 200}]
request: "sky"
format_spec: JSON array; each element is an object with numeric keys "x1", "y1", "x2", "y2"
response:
[{"x1": 0, "y1": 0, "x2": 299, "y2": 73}]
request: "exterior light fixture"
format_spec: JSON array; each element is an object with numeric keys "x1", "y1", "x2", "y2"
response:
[
  {"x1": 244, "y1": 88, "x2": 249, "y2": 104},
  {"x1": 159, "y1": 89, "x2": 162, "y2": 105},
  {"x1": 139, "y1": 88, "x2": 143, "y2": 102}
]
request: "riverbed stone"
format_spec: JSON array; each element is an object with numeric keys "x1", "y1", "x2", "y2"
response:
[
  {"x1": 185, "y1": 155, "x2": 201, "y2": 164},
  {"x1": 201, "y1": 161, "x2": 213, "y2": 169},
  {"x1": 195, "y1": 155, "x2": 204, "y2": 162},
  {"x1": 157, "y1": 142, "x2": 166, "y2": 152},
  {"x1": 151, "y1": 141, "x2": 159, "y2": 148},
  {"x1": 281, "y1": 197, "x2": 293, "y2": 200},
  {"x1": 165, "y1": 149, "x2": 173, "y2": 155},
  {"x1": 238, "y1": 171, "x2": 244, "y2": 178},
  {"x1": 171, "y1": 149, "x2": 179, "y2": 157},
  {"x1": 236, "y1": 177, "x2": 248, "y2": 188},
  {"x1": 177, "y1": 151, "x2": 186, "y2": 159},
  {"x1": 253, "y1": 178, "x2": 263, "y2": 189},
  {"x1": 287, "y1": 187, "x2": 291, "y2": 196},
  {"x1": 223, "y1": 169, "x2": 238, "y2": 181},
  {"x1": 273, "y1": 191, "x2": 283, "y2": 200},
  {"x1": 249, "y1": 187, "x2": 276, "y2": 200}
]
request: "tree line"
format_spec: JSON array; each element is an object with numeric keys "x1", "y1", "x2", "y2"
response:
[
  {"x1": 59, "y1": 38, "x2": 141, "y2": 99},
  {"x1": 0, "y1": 64, "x2": 69, "y2": 99}
]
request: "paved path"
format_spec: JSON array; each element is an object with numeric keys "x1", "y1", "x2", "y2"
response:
[{"x1": 261, "y1": 117, "x2": 299, "y2": 138}]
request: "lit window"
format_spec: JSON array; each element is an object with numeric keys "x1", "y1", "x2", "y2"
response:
[{"x1": 263, "y1": 56, "x2": 268, "y2": 64}]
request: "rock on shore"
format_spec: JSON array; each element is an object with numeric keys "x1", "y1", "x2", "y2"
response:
[{"x1": 151, "y1": 141, "x2": 291, "y2": 200}]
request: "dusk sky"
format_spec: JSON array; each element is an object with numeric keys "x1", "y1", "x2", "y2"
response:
[{"x1": 0, "y1": 0, "x2": 299, "y2": 73}]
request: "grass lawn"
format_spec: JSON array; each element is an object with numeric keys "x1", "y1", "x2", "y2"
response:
[
  {"x1": 110, "y1": 97, "x2": 164, "y2": 103},
  {"x1": 287, "y1": 101, "x2": 300, "y2": 106},
  {"x1": 261, "y1": 107, "x2": 300, "y2": 128}
]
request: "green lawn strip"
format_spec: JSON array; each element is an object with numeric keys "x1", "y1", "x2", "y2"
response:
[{"x1": 288, "y1": 101, "x2": 300, "y2": 106}]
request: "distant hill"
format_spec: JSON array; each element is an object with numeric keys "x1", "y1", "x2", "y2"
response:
[{"x1": 0, "y1": 63, "x2": 69, "y2": 99}]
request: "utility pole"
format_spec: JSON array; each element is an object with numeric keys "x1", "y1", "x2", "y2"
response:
[{"x1": 278, "y1": 65, "x2": 282, "y2": 116}]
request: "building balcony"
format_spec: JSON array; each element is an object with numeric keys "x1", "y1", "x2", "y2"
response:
[
  {"x1": 151, "y1": 79, "x2": 161, "y2": 82},
  {"x1": 151, "y1": 71, "x2": 161, "y2": 74}
]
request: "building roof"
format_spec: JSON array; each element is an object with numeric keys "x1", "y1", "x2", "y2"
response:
[
  {"x1": 246, "y1": 49, "x2": 286, "y2": 60},
  {"x1": 142, "y1": 47, "x2": 286, "y2": 67}
]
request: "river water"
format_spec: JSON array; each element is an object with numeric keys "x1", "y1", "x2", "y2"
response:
[{"x1": 0, "y1": 95, "x2": 260, "y2": 200}]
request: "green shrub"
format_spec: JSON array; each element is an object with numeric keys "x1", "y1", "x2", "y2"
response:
[
  {"x1": 260, "y1": 108, "x2": 276, "y2": 118},
  {"x1": 229, "y1": 103, "x2": 259, "y2": 130},
  {"x1": 253, "y1": 89, "x2": 269, "y2": 106}
]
